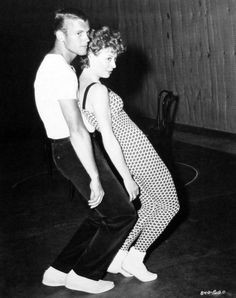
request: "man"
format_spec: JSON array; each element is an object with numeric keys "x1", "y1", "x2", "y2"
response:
[{"x1": 34, "y1": 8, "x2": 137, "y2": 294}]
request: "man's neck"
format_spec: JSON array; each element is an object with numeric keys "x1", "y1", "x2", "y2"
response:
[{"x1": 50, "y1": 44, "x2": 76, "y2": 64}]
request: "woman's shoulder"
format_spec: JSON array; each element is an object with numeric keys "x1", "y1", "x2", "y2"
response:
[
  {"x1": 88, "y1": 83, "x2": 109, "y2": 101},
  {"x1": 90, "y1": 83, "x2": 108, "y2": 93}
]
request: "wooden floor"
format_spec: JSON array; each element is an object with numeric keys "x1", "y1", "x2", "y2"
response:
[{"x1": 1, "y1": 136, "x2": 236, "y2": 298}]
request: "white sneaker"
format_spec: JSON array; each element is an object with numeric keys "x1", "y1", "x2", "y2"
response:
[
  {"x1": 42, "y1": 266, "x2": 67, "y2": 287},
  {"x1": 107, "y1": 249, "x2": 133, "y2": 277},
  {"x1": 122, "y1": 247, "x2": 158, "y2": 282},
  {"x1": 65, "y1": 270, "x2": 114, "y2": 294}
]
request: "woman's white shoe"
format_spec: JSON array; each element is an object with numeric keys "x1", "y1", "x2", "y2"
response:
[
  {"x1": 107, "y1": 249, "x2": 133, "y2": 277},
  {"x1": 122, "y1": 247, "x2": 158, "y2": 282}
]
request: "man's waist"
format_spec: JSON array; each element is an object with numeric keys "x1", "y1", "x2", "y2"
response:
[
  {"x1": 49, "y1": 137, "x2": 70, "y2": 144},
  {"x1": 49, "y1": 132, "x2": 98, "y2": 144}
]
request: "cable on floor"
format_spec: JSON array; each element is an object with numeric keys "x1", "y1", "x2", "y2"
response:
[{"x1": 175, "y1": 161, "x2": 199, "y2": 186}]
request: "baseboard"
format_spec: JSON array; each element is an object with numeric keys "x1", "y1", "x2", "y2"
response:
[
  {"x1": 174, "y1": 124, "x2": 236, "y2": 140},
  {"x1": 173, "y1": 124, "x2": 236, "y2": 155}
]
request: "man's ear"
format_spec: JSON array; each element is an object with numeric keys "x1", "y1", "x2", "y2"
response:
[{"x1": 55, "y1": 30, "x2": 65, "y2": 42}]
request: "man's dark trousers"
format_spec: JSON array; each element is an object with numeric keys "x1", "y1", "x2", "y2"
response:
[{"x1": 50, "y1": 135, "x2": 137, "y2": 280}]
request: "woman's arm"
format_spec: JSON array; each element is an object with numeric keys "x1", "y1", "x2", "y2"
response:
[{"x1": 88, "y1": 84, "x2": 139, "y2": 201}]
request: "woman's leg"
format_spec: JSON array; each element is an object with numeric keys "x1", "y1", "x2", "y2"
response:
[
  {"x1": 134, "y1": 198, "x2": 179, "y2": 252},
  {"x1": 134, "y1": 156, "x2": 179, "y2": 252},
  {"x1": 121, "y1": 158, "x2": 179, "y2": 281},
  {"x1": 107, "y1": 188, "x2": 154, "y2": 277},
  {"x1": 120, "y1": 190, "x2": 155, "y2": 251}
]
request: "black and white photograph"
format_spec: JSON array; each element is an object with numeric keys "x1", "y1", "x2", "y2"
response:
[{"x1": 1, "y1": 1, "x2": 235, "y2": 297}]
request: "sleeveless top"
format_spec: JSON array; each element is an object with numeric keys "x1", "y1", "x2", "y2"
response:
[
  {"x1": 79, "y1": 83, "x2": 97, "y2": 133},
  {"x1": 78, "y1": 82, "x2": 171, "y2": 186},
  {"x1": 79, "y1": 82, "x2": 128, "y2": 135}
]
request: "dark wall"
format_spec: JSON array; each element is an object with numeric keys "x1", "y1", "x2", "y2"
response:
[
  {"x1": 0, "y1": 2, "x2": 54, "y2": 140},
  {"x1": 0, "y1": 0, "x2": 120, "y2": 141},
  {"x1": 1, "y1": 0, "x2": 236, "y2": 141}
]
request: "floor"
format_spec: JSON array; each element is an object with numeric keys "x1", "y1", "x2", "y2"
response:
[{"x1": 1, "y1": 134, "x2": 236, "y2": 298}]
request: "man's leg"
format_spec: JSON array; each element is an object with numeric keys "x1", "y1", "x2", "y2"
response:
[{"x1": 49, "y1": 138, "x2": 137, "y2": 280}]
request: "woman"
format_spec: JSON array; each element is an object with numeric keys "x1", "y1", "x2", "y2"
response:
[{"x1": 78, "y1": 27, "x2": 180, "y2": 282}]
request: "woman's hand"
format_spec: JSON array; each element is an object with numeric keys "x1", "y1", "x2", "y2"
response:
[
  {"x1": 88, "y1": 84, "x2": 139, "y2": 202},
  {"x1": 123, "y1": 177, "x2": 139, "y2": 201}
]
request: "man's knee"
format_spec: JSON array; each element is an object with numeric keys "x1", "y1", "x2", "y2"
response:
[{"x1": 105, "y1": 208, "x2": 137, "y2": 230}]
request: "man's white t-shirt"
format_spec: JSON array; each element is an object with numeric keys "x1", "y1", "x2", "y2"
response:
[{"x1": 34, "y1": 54, "x2": 78, "y2": 139}]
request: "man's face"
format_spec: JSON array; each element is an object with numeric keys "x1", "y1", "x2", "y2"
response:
[{"x1": 62, "y1": 18, "x2": 90, "y2": 56}]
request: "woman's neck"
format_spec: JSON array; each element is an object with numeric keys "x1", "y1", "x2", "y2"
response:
[{"x1": 80, "y1": 68, "x2": 100, "y2": 83}]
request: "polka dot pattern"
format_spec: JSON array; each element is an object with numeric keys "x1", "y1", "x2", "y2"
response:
[{"x1": 81, "y1": 88, "x2": 180, "y2": 252}]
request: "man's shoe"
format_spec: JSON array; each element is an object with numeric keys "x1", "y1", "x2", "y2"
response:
[
  {"x1": 65, "y1": 270, "x2": 114, "y2": 294},
  {"x1": 107, "y1": 249, "x2": 133, "y2": 277},
  {"x1": 42, "y1": 266, "x2": 67, "y2": 287}
]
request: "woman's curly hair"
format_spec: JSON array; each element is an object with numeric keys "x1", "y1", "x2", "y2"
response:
[{"x1": 81, "y1": 26, "x2": 126, "y2": 69}]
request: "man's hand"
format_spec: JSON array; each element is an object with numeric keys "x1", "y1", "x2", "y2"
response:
[
  {"x1": 59, "y1": 99, "x2": 104, "y2": 208},
  {"x1": 88, "y1": 178, "x2": 105, "y2": 208},
  {"x1": 123, "y1": 177, "x2": 139, "y2": 201}
]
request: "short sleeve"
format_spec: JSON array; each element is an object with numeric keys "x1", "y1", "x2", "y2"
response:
[{"x1": 50, "y1": 66, "x2": 78, "y2": 100}]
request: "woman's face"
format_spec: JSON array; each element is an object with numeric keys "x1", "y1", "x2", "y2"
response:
[{"x1": 89, "y1": 47, "x2": 117, "y2": 78}]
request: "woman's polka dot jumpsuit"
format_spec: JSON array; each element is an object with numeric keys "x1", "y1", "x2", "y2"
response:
[{"x1": 81, "y1": 83, "x2": 180, "y2": 252}]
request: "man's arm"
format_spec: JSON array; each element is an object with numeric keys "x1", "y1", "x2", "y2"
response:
[{"x1": 58, "y1": 99, "x2": 104, "y2": 208}]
